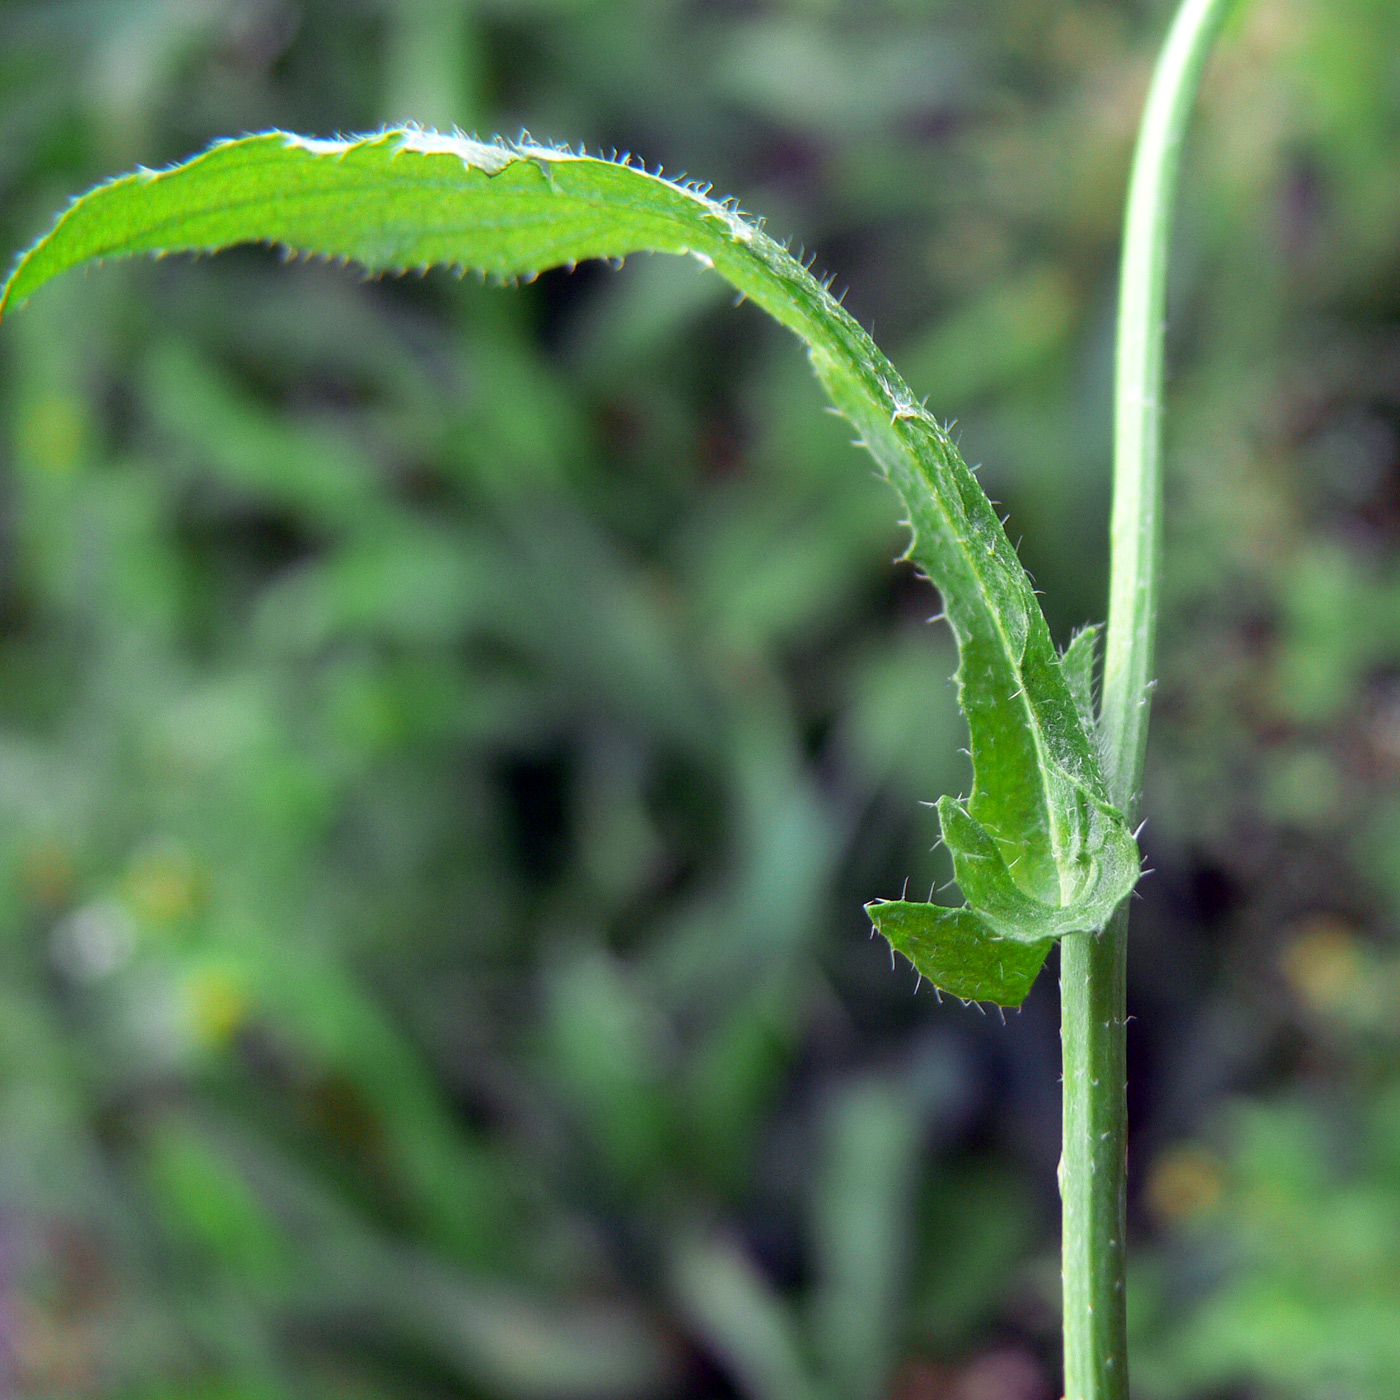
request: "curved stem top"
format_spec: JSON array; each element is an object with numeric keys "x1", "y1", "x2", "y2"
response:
[{"x1": 1102, "y1": 0, "x2": 1238, "y2": 816}]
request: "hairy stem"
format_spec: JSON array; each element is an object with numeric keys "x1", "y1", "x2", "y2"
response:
[{"x1": 1061, "y1": 0, "x2": 1237, "y2": 1395}]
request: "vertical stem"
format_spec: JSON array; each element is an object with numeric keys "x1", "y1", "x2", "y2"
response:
[
  {"x1": 1061, "y1": 1, "x2": 1236, "y2": 1396},
  {"x1": 1060, "y1": 904, "x2": 1129, "y2": 1400},
  {"x1": 1101, "y1": 0, "x2": 1236, "y2": 809}
]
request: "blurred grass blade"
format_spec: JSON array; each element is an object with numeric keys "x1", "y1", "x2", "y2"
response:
[
  {"x1": 1, "y1": 128, "x2": 1140, "y2": 1004},
  {"x1": 412, "y1": 1268, "x2": 679, "y2": 1400},
  {"x1": 809, "y1": 1078, "x2": 920, "y2": 1400},
  {"x1": 672, "y1": 1234, "x2": 821, "y2": 1400}
]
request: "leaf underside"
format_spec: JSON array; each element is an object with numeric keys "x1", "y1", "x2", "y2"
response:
[{"x1": 0, "y1": 128, "x2": 1141, "y2": 1005}]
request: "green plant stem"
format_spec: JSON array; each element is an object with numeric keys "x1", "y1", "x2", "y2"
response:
[
  {"x1": 1060, "y1": 0, "x2": 1236, "y2": 1396},
  {"x1": 1102, "y1": 0, "x2": 1235, "y2": 806}
]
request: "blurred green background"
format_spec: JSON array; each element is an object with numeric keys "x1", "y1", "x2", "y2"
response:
[{"x1": 0, "y1": 0, "x2": 1398, "y2": 1396}]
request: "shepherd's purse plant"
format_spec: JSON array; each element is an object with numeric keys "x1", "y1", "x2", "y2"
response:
[{"x1": 0, "y1": 0, "x2": 1236, "y2": 1393}]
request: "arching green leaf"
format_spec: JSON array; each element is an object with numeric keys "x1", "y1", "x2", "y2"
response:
[{"x1": 0, "y1": 128, "x2": 1141, "y2": 1005}]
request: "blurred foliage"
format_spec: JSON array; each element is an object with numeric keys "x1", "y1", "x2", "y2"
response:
[{"x1": 0, "y1": 1, "x2": 1397, "y2": 1398}]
